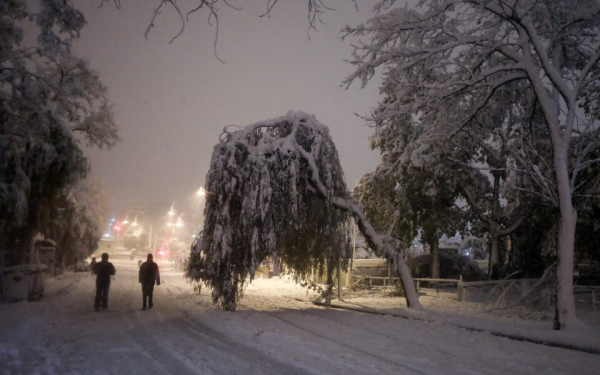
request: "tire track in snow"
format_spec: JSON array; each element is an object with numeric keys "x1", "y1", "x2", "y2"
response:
[
  {"x1": 121, "y1": 265, "x2": 209, "y2": 375},
  {"x1": 114, "y1": 269, "x2": 307, "y2": 374},
  {"x1": 123, "y1": 312, "x2": 201, "y2": 375},
  {"x1": 253, "y1": 308, "x2": 432, "y2": 375},
  {"x1": 99, "y1": 266, "x2": 179, "y2": 375},
  {"x1": 160, "y1": 285, "x2": 309, "y2": 374},
  {"x1": 301, "y1": 308, "x2": 461, "y2": 360}
]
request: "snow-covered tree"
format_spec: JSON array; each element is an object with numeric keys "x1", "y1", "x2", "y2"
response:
[
  {"x1": 44, "y1": 178, "x2": 109, "y2": 265},
  {"x1": 187, "y1": 111, "x2": 422, "y2": 311},
  {"x1": 343, "y1": 0, "x2": 600, "y2": 330},
  {"x1": 171, "y1": 236, "x2": 192, "y2": 270},
  {"x1": 0, "y1": 0, "x2": 118, "y2": 264},
  {"x1": 355, "y1": 151, "x2": 463, "y2": 279},
  {"x1": 441, "y1": 83, "x2": 534, "y2": 279}
]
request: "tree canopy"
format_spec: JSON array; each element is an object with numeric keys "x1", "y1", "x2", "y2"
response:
[
  {"x1": 0, "y1": 0, "x2": 118, "y2": 263},
  {"x1": 343, "y1": 0, "x2": 600, "y2": 329}
]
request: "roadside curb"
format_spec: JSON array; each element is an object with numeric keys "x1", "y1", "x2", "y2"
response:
[{"x1": 312, "y1": 301, "x2": 600, "y2": 356}]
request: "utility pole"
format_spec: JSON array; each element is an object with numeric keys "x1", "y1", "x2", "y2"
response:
[{"x1": 153, "y1": 233, "x2": 157, "y2": 256}]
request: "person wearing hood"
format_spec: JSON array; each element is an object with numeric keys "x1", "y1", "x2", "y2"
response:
[
  {"x1": 94, "y1": 253, "x2": 116, "y2": 311},
  {"x1": 138, "y1": 253, "x2": 160, "y2": 310}
]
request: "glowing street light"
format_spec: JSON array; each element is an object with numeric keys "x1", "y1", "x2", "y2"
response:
[
  {"x1": 175, "y1": 213, "x2": 184, "y2": 228},
  {"x1": 131, "y1": 215, "x2": 139, "y2": 227},
  {"x1": 166, "y1": 206, "x2": 184, "y2": 237},
  {"x1": 122, "y1": 214, "x2": 130, "y2": 225},
  {"x1": 196, "y1": 187, "x2": 213, "y2": 197}
]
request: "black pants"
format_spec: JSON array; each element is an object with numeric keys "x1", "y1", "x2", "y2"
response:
[
  {"x1": 95, "y1": 283, "x2": 110, "y2": 309},
  {"x1": 142, "y1": 283, "x2": 155, "y2": 307}
]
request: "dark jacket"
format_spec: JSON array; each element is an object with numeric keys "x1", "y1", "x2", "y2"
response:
[
  {"x1": 139, "y1": 261, "x2": 160, "y2": 286},
  {"x1": 95, "y1": 261, "x2": 116, "y2": 286}
]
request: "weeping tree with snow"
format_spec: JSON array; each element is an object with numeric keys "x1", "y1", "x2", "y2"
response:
[
  {"x1": 343, "y1": 0, "x2": 600, "y2": 330},
  {"x1": 186, "y1": 111, "x2": 422, "y2": 311}
]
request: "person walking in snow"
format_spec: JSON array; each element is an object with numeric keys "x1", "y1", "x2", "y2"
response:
[
  {"x1": 139, "y1": 253, "x2": 160, "y2": 310},
  {"x1": 94, "y1": 253, "x2": 116, "y2": 311},
  {"x1": 89, "y1": 257, "x2": 97, "y2": 275}
]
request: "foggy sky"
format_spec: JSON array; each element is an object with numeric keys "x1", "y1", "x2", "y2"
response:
[{"x1": 74, "y1": 1, "x2": 385, "y2": 216}]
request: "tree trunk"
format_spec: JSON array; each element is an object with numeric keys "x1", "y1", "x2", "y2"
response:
[
  {"x1": 331, "y1": 197, "x2": 422, "y2": 309},
  {"x1": 326, "y1": 262, "x2": 334, "y2": 306},
  {"x1": 430, "y1": 239, "x2": 439, "y2": 279},
  {"x1": 526, "y1": 49, "x2": 578, "y2": 330},
  {"x1": 553, "y1": 148, "x2": 578, "y2": 329},
  {"x1": 489, "y1": 173, "x2": 501, "y2": 280},
  {"x1": 488, "y1": 231, "x2": 499, "y2": 280},
  {"x1": 353, "y1": 212, "x2": 422, "y2": 309}
]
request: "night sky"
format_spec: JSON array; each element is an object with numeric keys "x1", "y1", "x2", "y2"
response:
[{"x1": 71, "y1": 1, "x2": 387, "y2": 214}]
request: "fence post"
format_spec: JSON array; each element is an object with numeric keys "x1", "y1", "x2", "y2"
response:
[
  {"x1": 457, "y1": 275, "x2": 464, "y2": 302},
  {"x1": 337, "y1": 261, "x2": 343, "y2": 302}
]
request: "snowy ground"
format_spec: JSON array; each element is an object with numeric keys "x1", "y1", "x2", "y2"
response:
[{"x1": 1, "y1": 256, "x2": 599, "y2": 374}]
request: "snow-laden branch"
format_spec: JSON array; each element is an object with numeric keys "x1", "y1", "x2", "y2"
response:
[{"x1": 188, "y1": 111, "x2": 422, "y2": 310}]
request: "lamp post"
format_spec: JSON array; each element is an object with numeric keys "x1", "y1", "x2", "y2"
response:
[
  {"x1": 166, "y1": 206, "x2": 184, "y2": 239},
  {"x1": 194, "y1": 186, "x2": 209, "y2": 231}
]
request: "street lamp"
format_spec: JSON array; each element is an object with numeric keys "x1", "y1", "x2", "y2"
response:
[
  {"x1": 166, "y1": 207, "x2": 184, "y2": 237},
  {"x1": 196, "y1": 187, "x2": 212, "y2": 197}
]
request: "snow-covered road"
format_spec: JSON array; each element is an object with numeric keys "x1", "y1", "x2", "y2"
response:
[{"x1": 1, "y1": 257, "x2": 599, "y2": 374}]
